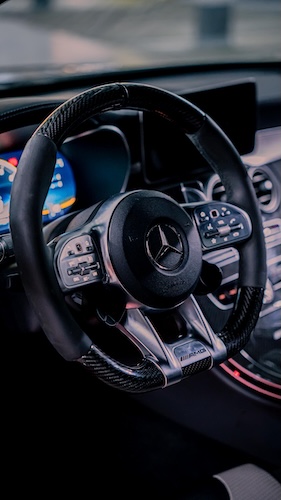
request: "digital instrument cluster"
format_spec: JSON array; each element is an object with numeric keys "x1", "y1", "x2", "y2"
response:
[{"x1": 0, "y1": 149, "x2": 76, "y2": 235}]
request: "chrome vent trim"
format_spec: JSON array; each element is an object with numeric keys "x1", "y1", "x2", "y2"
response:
[
  {"x1": 249, "y1": 166, "x2": 280, "y2": 213},
  {"x1": 206, "y1": 174, "x2": 227, "y2": 203}
]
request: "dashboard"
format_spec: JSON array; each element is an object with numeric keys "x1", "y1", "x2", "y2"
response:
[{"x1": 0, "y1": 65, "x2": 280, "y2": 464}]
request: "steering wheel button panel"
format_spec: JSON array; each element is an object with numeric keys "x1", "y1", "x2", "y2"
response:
[
  {"x1": 194, "y1": 202, "x2": 252, "y2": 249},
  {"x1": 57, "y1": 235, "x2": 102, "y2": 289}
]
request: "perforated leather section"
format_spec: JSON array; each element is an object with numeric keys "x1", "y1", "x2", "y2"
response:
[{"x1": 38, "y1": 82, "x2": 205, "y2": 146}]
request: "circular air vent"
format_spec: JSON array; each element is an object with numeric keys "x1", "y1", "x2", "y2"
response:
[
  {"x1": 249, "y1": 166, "x2": 280, "y2": 213},
  {"x1": 206, "y1": 166, "x2": 280, "y2": 214}
]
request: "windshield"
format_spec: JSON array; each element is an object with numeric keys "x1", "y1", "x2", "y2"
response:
[{"x1": 0, "y1": 0, "x2": 280, "y2": 76}]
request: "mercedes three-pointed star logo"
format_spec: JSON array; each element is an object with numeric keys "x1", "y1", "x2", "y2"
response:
[{"x1": 145, "y1": 223, "x2": 184, "y2": 271}]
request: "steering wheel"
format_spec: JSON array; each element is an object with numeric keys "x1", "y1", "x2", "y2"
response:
[{"x1": 10, "y1": 82, "x2": 266, "y2": 393}]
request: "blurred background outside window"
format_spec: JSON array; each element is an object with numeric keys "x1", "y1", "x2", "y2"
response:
[{"x1": 0, "y1": 0, "x2": 280, "y2": 74}]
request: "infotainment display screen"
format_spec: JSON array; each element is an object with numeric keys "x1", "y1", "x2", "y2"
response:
[{"x1": 143, "y1": 80, "x2": 257, "y2": 183}]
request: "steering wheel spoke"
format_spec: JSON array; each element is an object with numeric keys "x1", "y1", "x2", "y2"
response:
[
  {"x1": 179, "y1": 295, "x2": 227, "y2": 363},
  {"x1": 117, "y1": 306, "x2": 216, "y2": 386},
  {"x1": 117, "y1": 308, "x2": 183, "y2": 386}
]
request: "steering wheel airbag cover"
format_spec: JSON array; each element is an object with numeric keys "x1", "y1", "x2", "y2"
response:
[{"x1": 108, "y1": 190, "x2": 202, "y2": 308}]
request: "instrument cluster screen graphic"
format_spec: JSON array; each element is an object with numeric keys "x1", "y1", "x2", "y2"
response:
[{"x1": 0, "y1": 150, "x2": 76, "y2": 234}]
